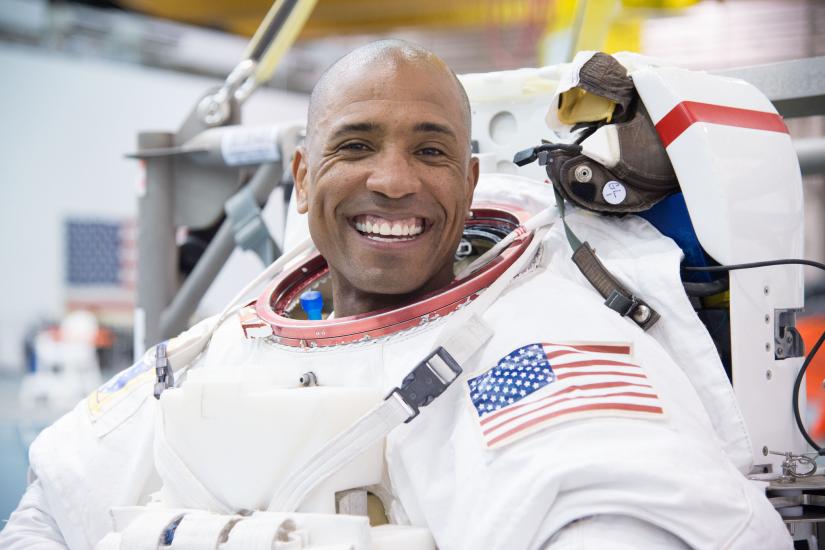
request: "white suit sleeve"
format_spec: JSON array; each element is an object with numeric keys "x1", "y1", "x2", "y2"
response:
[{"x1": 0, "y1": 478, "x2": 69, "y2": 550}]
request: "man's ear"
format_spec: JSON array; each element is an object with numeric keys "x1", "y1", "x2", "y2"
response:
[
  {"x1": 292, "y1": 146, "x2": 310, "y2": 214},
  {"x1": 467, "y1": 155, "x2": 480, "y2": 205}
]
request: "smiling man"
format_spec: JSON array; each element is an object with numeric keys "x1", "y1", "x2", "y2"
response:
[
  {"x1": 293, "y1": 42, "x2": 478, "y2": 315},
  {"x1": 0, "y1": 41, "x2": 793, "y2": 550}
]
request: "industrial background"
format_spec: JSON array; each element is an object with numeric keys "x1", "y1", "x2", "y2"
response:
[{"x1": 1, "y1": 0, "x2": 824, "y2": 524}]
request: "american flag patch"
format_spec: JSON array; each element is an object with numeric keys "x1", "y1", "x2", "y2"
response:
[{"x1": 468, "y1": 342, "x2": 664, "y2": 449}]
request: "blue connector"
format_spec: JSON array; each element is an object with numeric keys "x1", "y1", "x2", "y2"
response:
[{"x1": 299, "y1": 290, "x2": 324, "y2": 320}]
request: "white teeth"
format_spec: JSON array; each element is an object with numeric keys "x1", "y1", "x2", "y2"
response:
[
  {"x1": 354, "y1": 216, "x2": 424, "y2": 238},
  {"x1": 367, "y1": 235, "x2": 416, "y2": 242}
]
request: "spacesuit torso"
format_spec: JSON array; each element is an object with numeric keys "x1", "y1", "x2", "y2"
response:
[{"x1": 14, "y1": 174, "x2": 791, "y2": 550}]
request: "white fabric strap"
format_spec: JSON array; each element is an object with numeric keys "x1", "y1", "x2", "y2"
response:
[
  {"x1": 153, "y1": 412, "x2": 235, "y2": 514},
  {"x1": 267, "y1": 226, "x2": 551, "y2": 513},
  {"x1": 221, "y1": 516, "x2": 293, "y2": 550},
  {"x1": 119, "y1": 509, "x2": 185, "y2": 550},
  {"x1": 169, "y1": 512, "x2": 237, "y2": 550}
]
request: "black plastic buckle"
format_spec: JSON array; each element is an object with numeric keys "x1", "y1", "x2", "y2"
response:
[
  {"x1": 153, "y1": 341, "x2": 174, "y2": 400},
  {"x1": 513, "y1": 146, "x2": 539, "y2": 167},
  {"x1": 385, "y1": 347, "x2": 463, "y2": 423},
  {"x1": 513, "y1": 143, "x2": 584, "y2": 167},
  {"x1": 604, "y1": 289, "x2": 638, "y2": 317}
]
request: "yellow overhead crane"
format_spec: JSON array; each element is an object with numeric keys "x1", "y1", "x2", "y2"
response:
[{"x1": 119, "y1": 0, "x2": 700, "y2": 66}]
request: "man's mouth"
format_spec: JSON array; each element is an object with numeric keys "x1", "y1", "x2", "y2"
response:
[{"x1": 351, "y1": 214, "x2": 425, "y2": 242}]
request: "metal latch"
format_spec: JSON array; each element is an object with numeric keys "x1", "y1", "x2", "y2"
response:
[
  {"x1": 153, "y1": 342, "x2": 174, "y2": 400},
  {"x1": 774, "y1": 309, "x2": 805, "y2": 360},
  {"x1": 604, "y1": 290, "x2": 654, "y2": 326},
  {"x1": 768, "y1": 449, "x2": 818, "y2": 482},
  {"x1": 386, "y1": 347, "x2": 463, "y2": 422},
  {"x1": 604, "y1": 290, "x2": 639, "y2": 317}
]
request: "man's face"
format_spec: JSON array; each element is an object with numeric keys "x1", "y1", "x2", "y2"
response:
[{"x1": 293, "y1": 61, "x2": 478, "y2": 302}]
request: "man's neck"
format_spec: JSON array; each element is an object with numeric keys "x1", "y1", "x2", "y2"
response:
[{"x1": 330, "y1": 268, "x2": 455, "y2": 318}]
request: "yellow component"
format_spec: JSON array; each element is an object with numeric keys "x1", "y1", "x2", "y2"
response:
[
  {"x1": 573, "y1": 0, "x2": 620, "y2": 54},
  {"x1": 246, "y1": 0, "x2": 320, "y2": 84},
  {"x1": 119, "y1": 0, "x2": 698, "y2": 40},
  {"x1": 295, "y1": 0, "x2": 535, "y2": 38},
  {"x1": 243, "y1": 0, "x2": 286, "y2": 60},
  {"x1": 557, "y1": 87, "x2": 616, "y2": 125},
  {"x1": 538, "y1": 0, "x2": 620, "y2": 65},
  {"x1": 621, "y1": 0, "x2": 699, "y2": 8},
  {"x1": 702, "y1": 291, "x2": 730, "y2": 309},
  {"x1": 547, "y1": 0, "x2": 579, "y2": 33},
  {"x1": 121, "y1": 0, "x2": 540, "y2": 39},
  {"x1": 603, "y1": 13, "x2": 641, "y2": 53}
]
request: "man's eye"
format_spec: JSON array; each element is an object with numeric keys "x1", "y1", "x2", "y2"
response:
[
  {"x1": 418, "y1": 147, "x2": 444, "y2": 156},
  {"x1": 340, "y1": 142, "x2": 370, "y2": 152}
]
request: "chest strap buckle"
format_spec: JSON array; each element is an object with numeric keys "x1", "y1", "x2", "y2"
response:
[{"x1": 385, "y1": 346, "x2": 463, "y2": 423}]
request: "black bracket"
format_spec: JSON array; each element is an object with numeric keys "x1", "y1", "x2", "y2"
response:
[
  {"x1": 775, "y1": 309, "x2": 805, "y2": 360},
  {"x1": 385, "y1": 347, "x2": 463, "y2": 423}
]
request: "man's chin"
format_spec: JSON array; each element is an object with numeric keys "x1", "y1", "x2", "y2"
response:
[
  {"x1": 350, "y1": 269, "x2": 451, "y2": 300},
  {"x1": 354, "y1": 278, "x2": 431, "y2": 298},
  {"x1": 329, "y1": 259, "x2": 456, "y2": 315}
]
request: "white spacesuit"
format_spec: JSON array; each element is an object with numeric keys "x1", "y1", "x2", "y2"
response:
[
  {"x1": 2, "y1": 42, "x2": 805, "y2": 549},
  {"x1": 0, "y1": 172, "x2": 791, "y2": 550}
]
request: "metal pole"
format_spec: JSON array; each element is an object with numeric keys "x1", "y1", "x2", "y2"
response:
[
  {"x1": 158, "y1": 161, "x2": 283, "y2": 338},
  {"x1": 159, "y1": 222, "x2": 235, "y2": 339},
  {"x1": 136, "y1": 132, "x2": 178, "y2": 356}
]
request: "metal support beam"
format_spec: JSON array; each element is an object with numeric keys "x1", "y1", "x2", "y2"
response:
[
  {"x1": 136, "y1": 132, "x2": 179, "y2": 356},
  {"x1": 716, "y1": 57, "x2": 825, "y2": 119},
  {"x1": 796, "y1": 138, "x2": 825, "y2": 176}
]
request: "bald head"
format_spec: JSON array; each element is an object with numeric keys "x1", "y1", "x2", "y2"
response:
[
  {"x1": 291, "y1": 38, "x2": 480, "y2": 316},
  {"x1": 306, "y1": 39, "x2": 472, "y2": 147}
]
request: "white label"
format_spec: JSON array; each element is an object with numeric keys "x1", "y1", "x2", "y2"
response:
[
  {"x1": 602, "y1": 180, "x2": 627, "y2": 205},
  {"x1": 221, "y1": 126, "x2": 281, "y2": 166}
]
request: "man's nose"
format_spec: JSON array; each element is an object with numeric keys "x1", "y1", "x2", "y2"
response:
[{"x1": 365, "y1": 150, "x2": 421, "y2": 199}]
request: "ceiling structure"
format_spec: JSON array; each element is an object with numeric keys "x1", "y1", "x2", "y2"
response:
[
  {"x1": 1, "y1": 0, "x2": 822, "y2": 92},
  {"x1": 116, "y1": 0, "x2": 700, "y2": 39},
  {"x1": 95, "y1": 0, "x2": 825, "y2": 78}
]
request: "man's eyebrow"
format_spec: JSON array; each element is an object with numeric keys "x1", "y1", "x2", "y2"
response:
[
  {"x1": 329, "y1": 122, "x2": 381, "y2": 141},
  {"x1": 413, "y1": 122, "x2": 456, "y2": 138}
]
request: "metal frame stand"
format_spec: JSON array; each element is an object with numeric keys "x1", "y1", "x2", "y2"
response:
[{"x1": 719, "y1": 56, "x2": 825, "y2": 549}]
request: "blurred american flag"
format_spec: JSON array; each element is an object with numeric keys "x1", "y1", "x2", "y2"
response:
[{"x1": 65, "y1": 218, "x2": 136, "y2": 312}]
